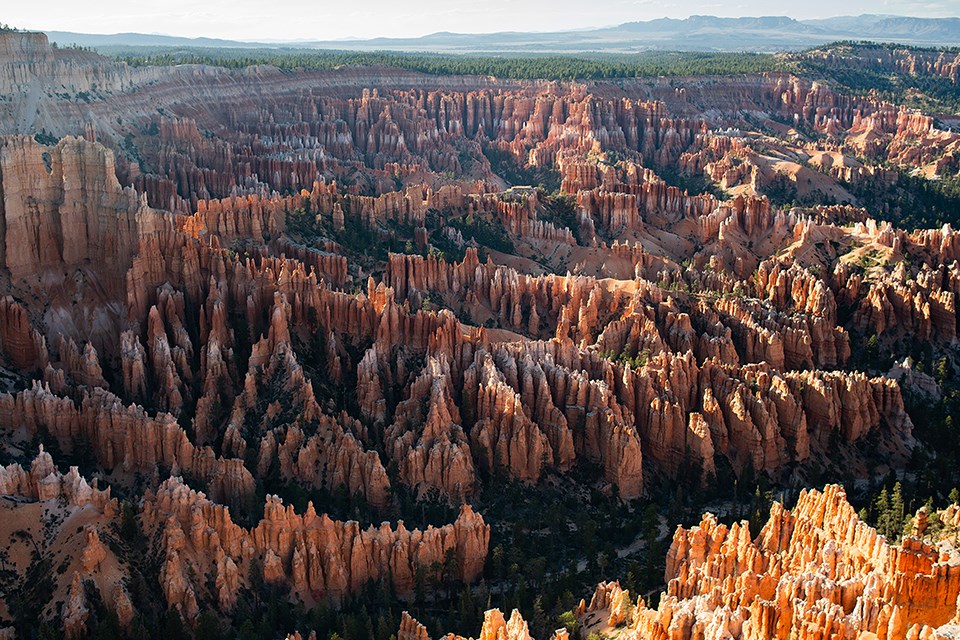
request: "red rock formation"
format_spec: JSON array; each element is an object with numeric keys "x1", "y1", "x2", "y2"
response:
[
  {"x1": 582, "y1": 485, "x2": 960, "y2": 640},
  {"x1": 385, "y1": 353, "x2": 476, "y2": 500},
  {"x1": 223, "y1": 292, "x2": 391, "y2": 506},
  {"x1": 142, "y1": 476, "x2": 489, "y2": 615},
  {"x1": 400, "y1": 608, "x2": 572, "y2": 640},
  {"x1": 0, "y1": 445, "x2": 116, "y2": 512},
  {"x1": 63, "y1": 572, "x2": 89, "y2": 639},
  {"x1": 55, "y1": 336, "x2": 109, "y2": 388},
  {"x1": 0, "y1": 295, "x2": 48, "y2": 371},
  {"x1": 2, "y1": 35, "x2": 958, "y2": 637},
  {"x1": 465, "y1": 349, "x2": 554, "y2": 483},
  {"x1": 364, "y1": 248, "x2": 912, "y2": 492},
  {"x1": 0, "y1": 135, "x2": 149, "y2": 282},
  {"x1": 0, "y1": 384, "x2": 255, "y2": 504},
  {"x1": 398, "y1": 612, "x2": 431, "y2": 640},
  {"x1": 0, "y1": 103, "x2": 925, "y2": 516}
]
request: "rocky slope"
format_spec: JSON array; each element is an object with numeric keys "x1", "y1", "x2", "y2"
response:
[{"x1": 0, "y1": 448, "x2": 130, "y2": 637}]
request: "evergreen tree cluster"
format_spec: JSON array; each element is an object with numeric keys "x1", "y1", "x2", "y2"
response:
[{"x1": 108, "y1": 47, "x2": 782, "y2": 81}]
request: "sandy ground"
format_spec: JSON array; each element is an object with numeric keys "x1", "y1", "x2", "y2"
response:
[{"x1": 0, "y1": 497, "x2": 124, "y2": 622}]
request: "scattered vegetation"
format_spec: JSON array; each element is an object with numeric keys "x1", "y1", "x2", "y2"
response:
[
  {"x1": 656, "y1": 166, "x2": 727, "y2": 199},
  {"x1": 33, "y1": 131, "x2": 59, "y2": 146},
  {"x1": 793, "y1": 41, "x2": 960, "y2": 113},
  {"x1": 449, "y1": 213, "x2": 515, "y2": 255},
  {"x1": 845, "y1": 172, "x2": 960, "y2": 230},
  {"x1": 540, "y1": 194, "x2": 583, "y2": 245},
  {"x1": 9, "y1": 32, "x2": 960, "y2": 640},
  {"x1": 484, "y1": 147, "x2": 561, "y2": 191}
]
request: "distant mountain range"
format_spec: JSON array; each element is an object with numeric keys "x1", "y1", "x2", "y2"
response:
[{"x1": 47, "y1": 14, "x2": 960, "y2": 54}]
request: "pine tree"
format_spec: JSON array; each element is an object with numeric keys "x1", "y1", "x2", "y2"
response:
[
  {"x1": 238, "y1": 620, "x2": 257, "y2": 640},
  {"x1": 558, "y1": 611, "x2": 581, "y2": 636},
  {"x1": 195, "y1": 611, "x2": 224, "y2": 640},
  {"x1": 531, "y1": 596, "x2": 548, "y2": 637},
  {"x1": 875, "y1": 488, "x2": 891, "y2": 538},
  {"x1": 458, "y1": 583, "x2": 476, "y2": 632},
  {"x1": 120, "y1": 501, "x2": 139, "y2": 541},
  {"x1": 365, "y1": 612, "x2": 376, "y2": 640},
  {"x1": 891, "y1": 482, "x2": 905, "y2": 540},
  {"x1": 162, "y1": 609, "x2": 189, "y2": 640},
  {"x1": 376, "y1": 613, "x2": 392, "y2": 640},
  {"x1": 935, "y1": 357, "x2": 950, "y2": 384}
]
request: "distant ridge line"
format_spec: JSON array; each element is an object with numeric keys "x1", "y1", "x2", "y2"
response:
[{"x1": 41, "y1": 14, "x2": 960, "y2": 54}]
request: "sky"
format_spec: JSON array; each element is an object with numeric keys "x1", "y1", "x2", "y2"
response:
[{"x1": 5, "y1": 0, "x2": 959, "y2": 41}]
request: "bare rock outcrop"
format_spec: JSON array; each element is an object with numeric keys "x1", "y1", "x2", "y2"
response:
[
  {"x1": 401, "y1": 608, "x2": 571, "y2": 640},
  {"x1": 581, "y1": 485, "x2": 960, "y2": 640},
  {"x1": 142, "y1": 476, "x2": 489, "y2": 614}
]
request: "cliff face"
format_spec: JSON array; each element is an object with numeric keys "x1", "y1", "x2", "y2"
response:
[
  {"x1": 0, "y1": 31, "x2": 143, "y2": 100},
  {"x1": 0, "y1": 135, "x2": 166, "y2": 358},
  {"x1": 576, "y1": 486, "x2": 960, "y2": 640},
  {"x1": 0, "y1": 135, "x2": 143, "y2": 279},
  {"x1": 0, "y1": 383, "x2": 256, "y2": 504},
  {"x1": 804, "y1": 45, "x2": 960, "y2": 84}
]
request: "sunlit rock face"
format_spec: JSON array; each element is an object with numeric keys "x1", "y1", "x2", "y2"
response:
[{"x1": 567, "y1": 486, "x2": 960, "y2": 640}]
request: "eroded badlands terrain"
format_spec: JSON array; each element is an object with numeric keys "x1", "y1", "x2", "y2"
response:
[{"x1": 0, "y1": 31, "x2": 959, "y2": 639}]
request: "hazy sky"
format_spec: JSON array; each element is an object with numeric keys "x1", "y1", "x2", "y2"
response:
[{"x1": 7, "y1": 0, "x2": 959, "y2": 41}]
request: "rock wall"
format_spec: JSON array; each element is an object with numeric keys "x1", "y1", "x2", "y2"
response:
[
  {"x1": 0, "y1": 31, "x2": 142, "y2": 97},
  {"x1": 0, "y1": 135, "x2": 151, "y2": 281}
]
